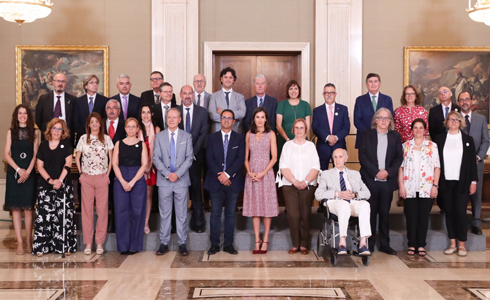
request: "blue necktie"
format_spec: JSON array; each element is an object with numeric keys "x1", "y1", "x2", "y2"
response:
[
  {"x1": 170, "y1": 132, "x2": 176, "y2": 172},
  {"x1": 339, "y1": 171, "x2": 349, "y2": 203},
  {"x1": 88, "y1": 96, "x2": 94, "y2": 114},
  {"x1": 444, "y1": 107, "x2": 449, "y2": 119},
  {"x1": 223, "y1": 134, "x2": 229, "y2": 171},
  {"x1": 185, "y1": 108, "x2": 191, "y2": 133},
  {"x1": 225, "y1": 92, "x2": 230, "y2": 108}
]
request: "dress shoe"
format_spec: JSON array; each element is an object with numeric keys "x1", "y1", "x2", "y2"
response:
[
  {"x1": 458, "y1": 246, "x2": 467, "y2": 257},
  {"x1": 300, "y1": 248, "x2": 309, "y2": 255},
  {"x1": 253, "y1": 241, "x2": 262, "y2": 255},
  {"x1": 471, "y1": 226, "x2": 483, "y2": 235},
  {"x1": 156, "y1": 244, "x2": 169, "y2": 256},
  {"x1": 359, "y1": 246, "x2": 371, "y2": 256},
  {"x1": 120, "y1": 251, "x2": 130, "y2": 255},
  {"x1": 223, "y1": 245, "x2": 238, "y2": 255},
  {"x1": 444, "y1": 245, "x2": 457, "y2": 255},
  {"x1": 259, "y1": 241, "x2": 269, "y2": 254},
  {"x1": 380, "y1": 247, "x2": 397, "y2": 255},
  {"x1": 179, "y1": 244, "x2": 189, "y2": 256},
  {"x1": 208, "y1": 245, "x2": 220, "y2": 255},
  {"x1": 338, "y1": 245, "x2": 348, "y2": 255},
  {"x1": 128, "y1": 251, "x2": 138, "y2": 255},
  {"x1": 288, "y1": 247, "x2": 299, "y2": 254}
]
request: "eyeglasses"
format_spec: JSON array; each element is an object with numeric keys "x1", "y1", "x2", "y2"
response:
[
  {"x1": 221, "y1": 116, "x2": 234, "y2": 120},
  {"x1": 458, "y1": 97, "x2": 472, "y2": 102},
  {"x1": 126, "y1": 125, "x2": 138, "y2": 129},
  {"x1": 53, "y1": 80, "x2": 66, "y2": 84},
  {"x1": 323, "y1": 92, "x2": 336, "y2": 96},
  {"x1": 150, "y1": 77, "x2": 163, "y2": 82},
  {"x1": 447, "y1": 118, "x2": 461, "y2": 123},
  {"x1": 405, "y1": 92, "x2": 416, "y2": 96},
  {"x1": 439, "y1": 90, "x2": 449, "y2": 95},
  {"x1": 51, "y1": 127, "x2": 63, "y2": 132},
  {"x1": 376, "y1": 117, "x2": 391, "y2": 121},
  {"x1": 160, "y1": 91, "x2": 172, "y2": 94},
  {"x1": 194, "y1": 80, "x2": 205, "y2": 84}
]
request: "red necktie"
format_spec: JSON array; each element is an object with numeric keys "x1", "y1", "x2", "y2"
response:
[{"x1": 109, "y1": 121, "x2": 115, "y2": 139}]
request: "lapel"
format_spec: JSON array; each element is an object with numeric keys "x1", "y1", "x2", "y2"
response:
[
  {"x1": 332, "y1": 105, "x2": 342, "y2": 132},
  {"x1": 344, "y1": 167, "x2": 357, "y2": 191},
  {"x1": 47, "y1": 91, "x2": 55, "y2": 115},
  {"x1": 251, "y1": 96, "x2": 258, "y2": 111},
  {"x1": 216, "y1": 132, "x2": 225, "y2": 163},
  {"x1": 175, "y1": 129, "x2": 184, "y2": 156},
  {"x1": 329, "y1": 169, "x2": 341, "y2": 191},
  {"x1": 367, "y1": 93, "x2": 375, "y2": 114},
  {"x1": 322, "y1": 104, "x2": 332, "y2": 132}
]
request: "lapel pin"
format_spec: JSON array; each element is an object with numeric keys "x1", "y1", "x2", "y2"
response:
[
  {"x1": 60, "y1": 144, "x2": 64, "y2": 149},
  {"x1": 466, "y1": 143, "x2": 469, "y2": 146},
  {"x1": 135, "y1": 144, "x2": 139, "y2": 147},
  {"x1": 335, "y1": 112, "x2": 338, "y2": 116}
]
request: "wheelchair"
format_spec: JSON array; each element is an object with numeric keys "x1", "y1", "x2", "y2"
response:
[{"x1": 318, "y1": 199, "x2": 371, "y2": 266}]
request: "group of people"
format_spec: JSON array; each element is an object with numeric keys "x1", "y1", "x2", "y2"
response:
[{"x1": 4, "y1": 68, "x2": 487, "y2": 259}]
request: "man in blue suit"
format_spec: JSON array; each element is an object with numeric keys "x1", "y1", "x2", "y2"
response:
[
  {"x1": 312, "y1": 83, "x2": 351, "y2": 170},
  {"x1": 110, "y1": 74, "x2": 141, "y2": 121},
  {"x1": 354, "y1": 73, "x2": 393, "y2": 148},
  {"x1": 204, "y1": 109, "x2": 245, "y2": 255},
  {"x1": 243, "y1": 74, "x2": 278, "y2": 133}
]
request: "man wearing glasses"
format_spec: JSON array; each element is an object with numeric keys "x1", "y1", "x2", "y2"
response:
[
  {"x1": 140, "y1": 71, "x2": 177, "y2": 108},
  {"x1": 312, "y1": 83, "x2": 350, "y2": 171},
  {"x1": 193, "y1": 74, "x2": 211, "y2": 110},
  {"x1": 428, "y1": 86, "x2": 460, "y2": 142},
  {"x1": 153, "y1": 82, "x2": 177, "y2": 130}
]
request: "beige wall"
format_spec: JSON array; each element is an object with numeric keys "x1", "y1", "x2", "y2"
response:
[{"x1": 0, "y1": 0, "x2": 151, "y2": 178}]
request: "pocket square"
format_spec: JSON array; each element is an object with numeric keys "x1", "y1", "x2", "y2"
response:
[
  {"x1": 180, "y1": 142, "x2": 186, "y2": 144},
  {"x1": 232, "y1": 146, "x2": 239, "y2": 149}
]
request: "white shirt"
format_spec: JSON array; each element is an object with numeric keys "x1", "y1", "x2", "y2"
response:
[
  {"x1": 182, "y1": 104, "x2": 194, "y2": 132},
  {"x1": 443, "y1": 131, "x2": 463, "y2": 180},
  {"x1": 87, "y1": 93, "x2": 97, "y2": 105},
  {"x1": 168, "y1": 127, "x2": 179, "y2": 143},
  {"x1": 256, "y1": 94, "x2": 266, "y2": 107},
  {"x1": 53, "y1": 92, "x2": 66, "y2": 121},
  {"x1": 278, "y1": 140, "x2": 321, "y2": 186},
  {"x1": 461, "y1": 110, "x2": 472, "y2": 122},
  {"x1": 106, "y1": 118, "x2": 119, "y2": 134},
  {"x1": 441, "y1": 102, "x2": 452, "y2": 119},
  {"x1": 222, "y1": 88, "x2": 233, "y2": 100},
  {"x1": 194, "y1": 91, "x2": 206, "y2": 107},
  {"x1": 368, "y1": 91, "x2": 380, "y2": 104},
  {"x1": 335, "y1": 167, "x2": 352, "y2": 191}
]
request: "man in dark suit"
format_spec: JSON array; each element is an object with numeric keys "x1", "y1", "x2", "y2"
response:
[
  {"x1": 354, "y1": 73, "x2": 393, "y2": 148},
  {"x1": 458, "y1": 91, "x2": 490, "y2": 235},
  {"x1": 140, "y1": 71, "x2": 177, "y2": 108},
  {"x1": 110, "y1": 74, "x2": 141, "y2": 121},
  {"x1": 243, "y1": 74, "x2": 278, "y2": 133},
  {"x1": 35, "y1": 72, "x2": 76, "y2": 145},
  {"x1": 73, "y1": 75, "x2": 109, "y2": 144},
  {"x1": 153, "y1": 82, "x2": 177, "y2": 130},
  {"x1": 204, "y1": 109, "x2": 245, "y2": 255},
  {"x1": 193, "y1": 74, "x2": 211, "y2": 110},
  {"x1": 177, "y1": 85, "x2": 208, "y2": 232},
  {"x1": 359, "y1": 108, "x2": 403, "y2": 255},
  {"x1": 312, "y1": 83, "x2": 351, "y2": 170},
  {"x1": 428, "y1": 86, "x2": 460, "y2": 141}
]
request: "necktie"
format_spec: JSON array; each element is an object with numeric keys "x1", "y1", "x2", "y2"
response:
[
  {"x1": 164, "y1": 105, "x2": 170, "y2": 129},
  {"x1": 465, "y1": 115, "x2": 471, "y2": 133},
  {"x1": 197, "y1": 94, "x2": 201, "y2": 107},
  {"x1": 328, "y1": 105, "x2": 334, "y2": 135},
  {"x1": 339, "y1": 171, "x2": 349, "y2": 203},
  {"x1": 371, "y1": 95, "x2": 377, "y2": 112},
  {"x1": 223, "y1": 134, "x2": 229, "y2": 171},
  {"x1": 225, "y1": 92, "x2": 230, "y2": 108},
  {"x1": 155, "y1": 94, "x2": 160, "y2": 104},
  {"x1": 53, "y1": 96, "x2": 62, "y2": 118},
  {"x1": 89, "y1": 96, "x2": 94, "y2": 114},
  {"x1": 122, "y1": 95, "x2": 128, "y2": 120},
  {"x1": 170, "y1": 132, "x2": 176, "y2": 172},
  {"x1": 259, "y1": 98, "x2": 263, "y2": 107},
  {"x1": 109, "y1": 121, "x2": 115, "y2": 139},
  {"x1": 185, "y1": 108, "x2": 191, "y2": 133},
  {"x1": 445, "y1": 107, "x2": 449, "y2": 119}
]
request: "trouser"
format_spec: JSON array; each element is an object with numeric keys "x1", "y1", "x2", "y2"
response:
[
  {"x1": 404, "y1": 193, "x2": 433, "y2": 248},
  {"x1": 282, "y1": 185, "x2": 316, "y2": 248},
  {"x1": 367, "y1": 181, "x2": 393, "y2": 251},
  {"x1": 470, "y1": 166, "x2": 484, "y2": 227},
  {"x1": 327, "y1": 199, "x2": 371, "y2": 238},
  {"x1": 80, "y1": 173, "x2": 109, "y2": 245},
  {"x1": 158, "y1": 184, "x2": 188, "y2": 245},
  {"x1": 209, "y1": 186, "x2": 239, "y2": 247},
  {"x1": 440, "y1": 181, "x2": 469, "y2": 242}
]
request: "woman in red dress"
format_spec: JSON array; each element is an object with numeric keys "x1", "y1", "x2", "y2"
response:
[{"x1": 394, "y1": 85, "x2": 429, "y2": 143}]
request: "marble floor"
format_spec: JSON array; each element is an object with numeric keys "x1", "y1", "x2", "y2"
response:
[{"x1": 1, "y1": 222, "x2": 490, "y2": 299}]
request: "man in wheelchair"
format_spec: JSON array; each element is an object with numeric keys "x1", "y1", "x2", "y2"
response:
[{"x1": 315, "y1": 148, "x2": 371, "y2": 256}]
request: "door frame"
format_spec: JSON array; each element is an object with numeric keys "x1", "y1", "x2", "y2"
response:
[{"x1": 203, "y1": 42, "x2": 310, "y2": 103}]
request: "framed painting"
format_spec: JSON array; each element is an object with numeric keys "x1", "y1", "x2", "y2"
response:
[
  {"x1": 15, "y1": 45, "x2": 109, "y2": 115},
  {"x1": 404, "y1": 46, "x2": 490, "y2": 127}
]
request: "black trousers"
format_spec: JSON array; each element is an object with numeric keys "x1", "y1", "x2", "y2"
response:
[
  {"x1": 440, "y1": 181, "x2": 470, "y2": 242},
  {"x1": 367, "y1": 181, "x2": 393, "y2": 251},
  {"x1": 404, "y1": 193, "x2": 433, "y2": 248},
  {"x1": 189, "y1": 149, "x2": 205, "y2": 230}
]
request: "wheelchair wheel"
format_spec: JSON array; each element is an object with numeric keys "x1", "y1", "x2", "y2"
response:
[
  {"x1": 330, "y1": 249, "x2": 338, "y2": 266},
  {"x1": 362, "y1": 255, "x2": 370, "y2": 266}
]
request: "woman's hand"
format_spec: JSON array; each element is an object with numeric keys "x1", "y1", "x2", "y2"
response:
[
  {"x1": 399, "y1": 185, "x2": 407, "y2": 199},
  {"x1": 18, "y1": 168, "x2": 29, "y2": 181},
  {"x1": 121, "y1": 180, "x2": 132, "y2": 192},
  {"x1": 430, "y1": 186, "x2": 438, "y2": 198},
  {"x1": 252, "y1": 172, "x2": 265, "y2": 182},
  {"x1": 470, "y1": 183, "x2": 477, "y2": 195},
  {"x1": 52, "y1": 179, "x2": 63, "y2": 190}
]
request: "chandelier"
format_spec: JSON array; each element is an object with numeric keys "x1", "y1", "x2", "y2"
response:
[
  {"x1": 0, "y1": 0, "x2": 53, "y2": 26},
  {"x1": 467, "y1": 0, "x2": 490, "y2": 26}
]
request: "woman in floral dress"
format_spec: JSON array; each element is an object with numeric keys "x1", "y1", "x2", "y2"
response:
[{"x1": 394, "y1": 85, "x2": 429, "y2": 143}]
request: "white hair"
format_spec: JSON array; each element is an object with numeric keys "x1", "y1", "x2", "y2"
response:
[
  {"x1": 254, "y1": 74, "x2": 267, "y2": 84},
  {"x1": 117, "y1": 73, "x2": 131, "y2": 83}
]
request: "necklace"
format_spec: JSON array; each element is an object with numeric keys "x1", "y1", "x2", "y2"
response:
[{"x1": 290, "y1": 100, "x2": 299, "y2": 120}]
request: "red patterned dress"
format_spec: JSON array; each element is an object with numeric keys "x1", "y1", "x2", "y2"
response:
[
  {"x1": 394, "y1": 105, "x2": 429, "y2": 143},
  {"x1": 145, "y1": 136, "x2": 157, "y2": 186}
]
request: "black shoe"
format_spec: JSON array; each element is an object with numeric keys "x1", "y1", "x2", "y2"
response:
[
  {"x1": 471, "y1": 226, "x2": 483, "y2": 235},
  {"x1": 380, "y1": 247, "x2": 397, "y2": 255},
  {"x1": 193, "y1": 224, "x2": 205, "y2": 233},
  {"x1": 120, "y1": 251, "x2": 130, "y2": 255},
  {"x1": 171, "y1": 228, "x2": 176, "y2": 234},
  {"x1": 128, "y1": 251, "x2": 138, "y2": 255},
  {"x1": 208, "y1": 245, "x2": 220, "y2": 255},
  {"x1": 179, "y1": 244, "x2": 189, "y2": 256},
  {"x1": 156, "y1": 244, "x2": 169, "y2": 256},
  {"x1": 223, "y1": 245, "x2": 238, "y2": 255}
]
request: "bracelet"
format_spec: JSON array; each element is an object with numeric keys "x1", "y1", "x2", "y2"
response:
[
  {"x1": 46, "y1": 177, "x2": 51, "y2": 183},
  {"x1": 432, "y1": 184, "x2": 439, "y2": 189},
  {"x1": 16, "y1": 167, "x2": 20, "y2": 173}
]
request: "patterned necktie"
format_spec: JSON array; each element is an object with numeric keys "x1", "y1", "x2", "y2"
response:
[
  {"x1": 328, "y1": 105, "x2": 334, "y2": 135},
  {"x1": 89, "y1": 96, "x2": 94, "y2": 114},
  {"x1": 340, "y1": 171, "x2": 349, "y2": 203},
  {"x1": 465, "y1": 115, "x2": 471, "y2": 133},
  {"x1": 197, "y1": 94, "x2": 201, "y2": 107},
  {"x1": 170, "y1": 132, "x2": 176, "y2": 172},
  {"x1": 371, "y1": 95, "x2": 377, "y2": 112},
  {"x1": 122, "y1": 95, "x2": 128, "y2": 120},
  {"x1": 225, "y1": 92, "x2": 230, "y2": 108},
  {"x1": 185, "y1": 108, "x2": 191, "y2": 133},
  {"x1": 109, "y1": 120, "x2": 115, "y2": 139},
  {"x1": 164, "y1": 105, "x2": 170, "y2": 129},
  {"x1": 259, "y1": 98, "x2": 263, "y2": 107},
  {"x1": 223, "y1": 134, "x2": 229, "y2": 171},
  {"x1": 445, "y1": 107, "x2": 449, "y2": 119},
  {"x1": 53, "y1": 96, "x2": 62, "y2": 118},
  {"x1": 155, "y1": 94, "x2": 160, "y2": 104}
]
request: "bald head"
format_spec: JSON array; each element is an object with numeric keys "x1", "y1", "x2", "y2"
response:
[
  {"x1": 332, "y1": 148, "x2": 348, "y2": 170},
  {"x1": 193, "y1": 74, "x2": 206, "y2": 94},
  {"x1": 53, "y1": 73, "x2": 67, "y2": 95},
  {"x1": 180, "y1": 85, "x2": 194, "y2": 107}
]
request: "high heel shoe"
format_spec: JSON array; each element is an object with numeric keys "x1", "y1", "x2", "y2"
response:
[
  {"x1": 259, "y1": 241, "x2": 269, "y2": 254},
  {"x1": 252, "y1": 240, "x2": 262, "y2": 254}
]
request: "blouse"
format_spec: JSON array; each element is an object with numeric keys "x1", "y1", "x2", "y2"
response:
[
  {"x1": 276, "y1": 100, "x2": 312, "y2": 140},
  {"x1": 277, "y1": 140, "x2": 320, "y2": 186},
  {"x1": 394, "y1": 105, "x2": 429, "y2": 143},
  {"x1": 401, "y1": 138, "x2": 440, "y2": 198},
  {"x1": 443, "y1": 131, "x2": 463, "y2": 180},
  {"x1": 76, "y1": 134, "x2": 114, "y2": 175},
  {"x1": 37, "y1": 139, "x2": 73, "y2": 188}
]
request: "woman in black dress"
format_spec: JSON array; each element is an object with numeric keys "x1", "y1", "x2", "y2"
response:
[
  {"x1": 4, "y1": 104, "x2": 39, "y2": 255},
  {"x1": 33, "y1": 118, "x2": 77, "y2": 256}
]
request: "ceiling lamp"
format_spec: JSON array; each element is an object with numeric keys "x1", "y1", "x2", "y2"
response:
[
  {"x1": 468, "y1": 0, "x2": 490, "y2": 26},
  {"x1": 0, "y1": 0, "x2": 53, "y2": 26}
]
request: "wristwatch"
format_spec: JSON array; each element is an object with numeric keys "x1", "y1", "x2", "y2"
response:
[{"x1": 432, "y1": 184, "x2": 439, "y2": 189}]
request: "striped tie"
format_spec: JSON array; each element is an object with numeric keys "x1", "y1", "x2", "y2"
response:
[
  {"x1": 53, "y1": 96, "x2": 62, "y2": 118},
  {"x1": 339, "y1": 171, "x2": 347, "y2": 191}
]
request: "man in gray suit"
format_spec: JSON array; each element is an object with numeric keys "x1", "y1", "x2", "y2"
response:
[
  {"x1": 315, "y1": 148, "x2": 372, "y2": 256},
  {"x1": 153, "y1": 108, "x2": 194, "y2": 256},
  {"x1": 193, "y1": 74, "x2": 211, "y2": 109},
  {"x1": 208, "y1": 67, "x2": 246, "y2": 133},
  {"x1": 458, "y1": 91, "x2": 490, "y2": 235}
]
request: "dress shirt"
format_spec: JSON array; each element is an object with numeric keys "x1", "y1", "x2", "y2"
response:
[
  {"x1": 222, "y1": 88, "x2": 233, "y2": 100},
  {"x1": 194, "y1": 92, "x2": 205, "y2": 107},
  {"x1": 325, "y1": 102, "x2": 336, "y2": 141},
  {"x1": 335, "y1": 167, "x2": 352, "y2": 191},
  {"x1": 53, "y1": 92, "x2": 66, "y2": 121},
  {"x1": 106, "y1": 118, "x2": 119, "y2": 135},
  {"x1": 368, "y1": 91, "x2": 380, "y2": 105},
  {"x1": 441, "y1": 102, "x2": 452, "y2": 118},
  {"x1": 256, "y1": 94, "x2": 266, "y2": 107},
  {"x1": 168, "y1": 127, "x2": 179, "y2": 143},
  {"x1": 160, "y1": 101, "x2": 172, "y2": 128},
  {"x1": 461, "y1": 110, "x2": 472, "y2": 122},
  {"x1": 220, "y1": 130, "x2": 233, "y2": 178},
  {"x1": 183, "y1": 104, "x2": 194, "y2": 132},
  {"x1": 443, "y1": 131, "x2": 463, "y2": 180},
  {"x1": 87, "y1": 93, "x2": 97, "y2": 104},
  {"x1": 278, "y1": 140, "x2": 321, "y2": 187}
]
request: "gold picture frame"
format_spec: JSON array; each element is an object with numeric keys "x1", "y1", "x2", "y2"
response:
[
  {"x1": 404, "y1": 46, "x2": 490, "y2": 127},
  {"x1": 16, "y1": 45, "x2": 109, "y2": 115}
]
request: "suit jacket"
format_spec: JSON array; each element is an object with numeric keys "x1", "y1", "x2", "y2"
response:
[
  {"x1": 104, "y1": 118, "x2": 126, "y2": 145},
  {"x1": 73, "y1": 93, "x2": 109, "y2": 137},
  {"x1": 178, "y1": 104, "x2": 208, "y2": 154},
  {"x1": 153, "y1": 129, "x2": 193, "y2": 188},
  {"x1": 195, "y1": 91, "x2": 211, "y2": 109},
  {"x1": 315, "y1": 167, "x2": 371, "y2": 200},
  {"x1": 462, "y1": 113, "x2": 490, "y2": 171},
  {"x1": 359, "y1": 129, "x2": 403, "y2": 191},
  {"x1": 203, "y1": 130, "x2": 245, "y2": 193},
  {"x1": 312, "y1": 103, "x2": 350, "y2": 166},
  {"x1": 435, "y1": 131, "x2": 478, "y2": 192},
  {"x1": 152, "y1": 101, "x2": 177, "y2": 130},
  {"x1": 354, "y1": 92, "x2": 393, "y2": 148},
  {"x1": 110, "y1": 93, "x2": 141, "y2": 120},
  {"x1": 208, "y1": 89, "x2": 246, "y2": 133},
  {"x1": 140, "y1": 90, "x2": 177, "y2": 108},
  {"x1": 428, "y1": 103, "x2": 460, "y2": 141},
  {"x1": 35, "y1": 91, "x2": 76, "y2": 143},
  {"x1": 243, "y1": 94, "x2": 278, "y2": 133}
]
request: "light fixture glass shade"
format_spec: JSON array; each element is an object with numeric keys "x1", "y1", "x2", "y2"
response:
[{"x1": 0, "y1": 0, "x2": 53, "y2": 25}]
